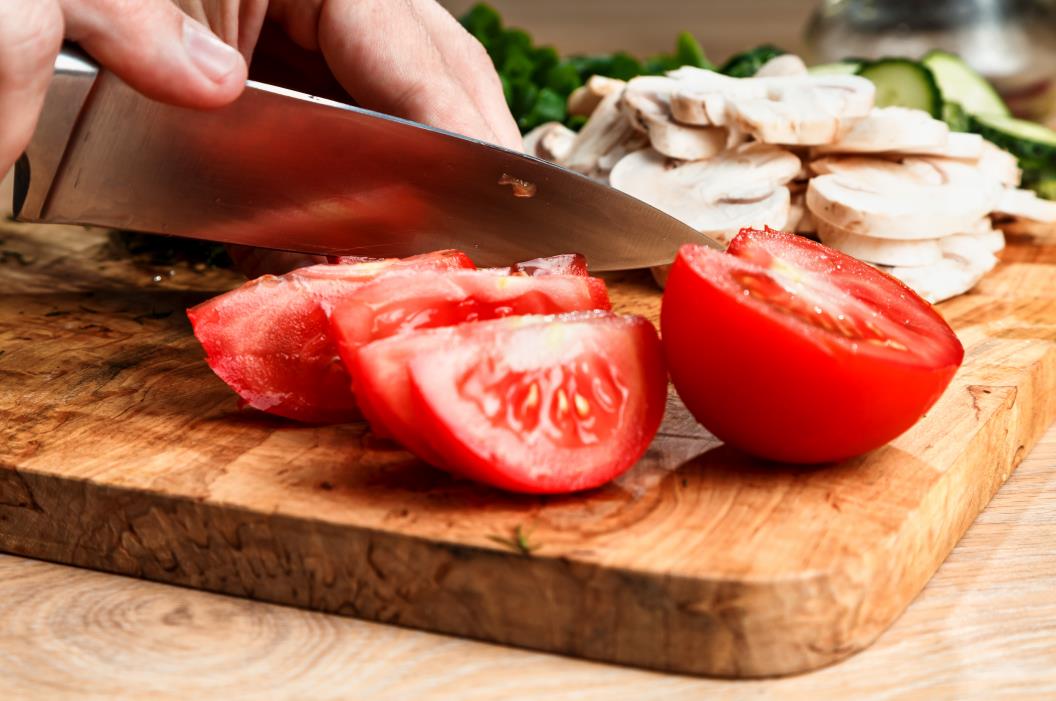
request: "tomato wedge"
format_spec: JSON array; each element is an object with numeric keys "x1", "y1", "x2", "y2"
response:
[
  {"x1": 352, "y1": 312, "x2": 666, "y2": 493},
  {"x1": 187, "y1": 250, "x2": 474, "y2": 423},
  {"x1": 661, "y1": 228, "x2": 964, "y2": 463}
]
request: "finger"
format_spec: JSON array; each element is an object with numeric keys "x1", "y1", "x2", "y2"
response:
[
  {"x1": 317, "y1": 0, "x2": 510, "y2": 147},
  {"x1": 59, "y1": 0, "x2": 247, "y2": 109},
  {"x1": 0, "y1": 0, "x2": 64, "y2": 178},
  {"x1": 410, "y1": 0, "x2": 521, "y2": 149},
  {"x1": 173, "y1": 0, "x2": 269, "y2": 61}
]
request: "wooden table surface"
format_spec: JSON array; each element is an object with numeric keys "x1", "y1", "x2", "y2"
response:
[{"x1": 4, "y1": 4, "x2": 1056, "y2": 698}]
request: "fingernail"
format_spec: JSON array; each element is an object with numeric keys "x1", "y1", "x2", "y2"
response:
[{"x1": 182, "y1": 17, "x2": 241, "y2": 83}]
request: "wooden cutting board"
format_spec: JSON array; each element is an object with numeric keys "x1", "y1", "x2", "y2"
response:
[{"x1": 1, "y1": 221, "x2": 1055, "y2": 678}]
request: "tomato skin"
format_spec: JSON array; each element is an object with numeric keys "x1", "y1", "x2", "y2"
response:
[
  {"x1": 402, "y1": 312, "x2": 667, "y2": 493},
  {"x1": 661, "y1": 233, "x2": 963, "y2": 463},
  {"x1": 187, "y1": 250, "x2": 475, "y2": 423}
]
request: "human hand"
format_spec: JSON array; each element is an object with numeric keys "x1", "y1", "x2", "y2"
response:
[{"x1": 0, "y1": 0, "x2": 520, "y2": 181}]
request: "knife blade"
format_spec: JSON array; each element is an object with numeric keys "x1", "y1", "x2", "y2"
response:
[{"x1": 14, "y1": 46, "x2": 717, "y2": 271}]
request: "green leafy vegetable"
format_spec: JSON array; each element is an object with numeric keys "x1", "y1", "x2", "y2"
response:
[
  {"x1": 459, "y1": 3, "x2": 711, "y2": 133},
  {"x1": 719, "y1": 44, "x2": 786, "y2": 78}
]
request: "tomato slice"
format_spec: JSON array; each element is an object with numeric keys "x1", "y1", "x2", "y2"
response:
[
  {"x1": 187, "y1": 250, "x2": 474, "y2": 423},
  {"x1": 329, "y1": 269, "x2": 610, "y2": 358},
  {"x1": 353, "y1": 312, "x2": 666, "y2": 493},
  {"x1": 661, "y1": 228, "x2": 964, "y2": 463}
]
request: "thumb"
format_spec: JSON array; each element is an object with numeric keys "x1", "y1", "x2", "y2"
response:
[{"x1": 60, "y1": 0, "x2": 247, "y2": 109}]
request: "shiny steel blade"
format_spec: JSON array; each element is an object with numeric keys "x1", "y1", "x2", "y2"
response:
[{"x1": 15, "y1": 48, "x2": 717, "y2": 270}]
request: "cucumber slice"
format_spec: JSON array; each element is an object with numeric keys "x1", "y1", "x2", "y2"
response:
[
  {"x1": 922, "y1": 50, "x2": 1010, "y2": 117},
  {"x1": 809, "y1": 61, "x2": 862, "y2": 76},
  {"x1": 857, "y1": 59, "x2": 943, "y2": 117},
  {"x1": 941, "y1": 101, "x2": 970, "y2": 132},
  {"x1": 970, "y1": 113, "x2": 1056, "y2": 167}
]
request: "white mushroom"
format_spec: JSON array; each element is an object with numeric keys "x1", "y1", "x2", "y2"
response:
[
  {"x1": 815, "y1": 218, "x2": 944, "y2": 267},
  {"x1": 621, "y1": 76, "x2": 727, "y2": 160},
  {"x1": 755, "y1": 54, "x2": 809, "y2": 78},
  {"x1": 976, "y1": 141, "x2": 1022, "y2": 187},
  {"x1": 806, "y1": 155, "x2": 1002, "y2": 239},
  {"x1": 903, "y1": 132, "x2": 985, "y2": 160},
  {"x1": 562, "y1": 90, "x2": 642, "y2": 180},
  {"x1": 993, "y1": 188, "x2": 1056, "y2": 223},
  {"x1": 813, "y1": 107, "x2": 949, "y2": 154},
  {"x1": 521, "y1": 121, "x2": 576, "y2": 163},
  {"x1": 667, "y1": 68, "x2": 875, "y2": 145},
  {"x1": 882, "y1": 233, "x2": 999, "y2": 303},
  {"x1": 567, "y1": 75, "x2": 627, "y2": 117},
  {"x1": 610, "y1": 143, "x2": 800, "y2": 244}
]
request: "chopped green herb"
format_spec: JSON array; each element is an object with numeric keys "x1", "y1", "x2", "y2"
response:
[{"x1": 487, "y1": 524, "x2": 539, "y2": 555}]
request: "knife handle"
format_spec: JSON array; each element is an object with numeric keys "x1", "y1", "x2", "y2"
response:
[{"x1": 13, "y1": 43, "x2": 99, "y2": 221}]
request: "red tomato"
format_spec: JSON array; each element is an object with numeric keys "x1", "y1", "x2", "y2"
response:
[
  {"x1": 661, "y1": 228, "x2": 964, "y2": 463},
  {"x1": 329, "y1": 270, "x2": 610, "y2": 360},
  {"x1": 187, "y1": 250, "x2": 474, "y2": 423},
  {"x1": 351, "y1": 312, "x2": 667, "y2": 493}
]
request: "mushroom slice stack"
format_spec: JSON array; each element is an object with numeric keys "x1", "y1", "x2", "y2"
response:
[
  {"x1": 610, "y1": 143, "x2": 801, "y2": 244},
  {"x1": 666, "y1": 68, "x2": 876, "y2": 145},
  {"x1": 621, "y1": 76, "x2": 727, "y2": 160}
]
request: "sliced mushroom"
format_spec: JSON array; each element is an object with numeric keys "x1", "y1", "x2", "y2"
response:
[
  {"x1": 977, "y1": 141, "x2": 1022, "y2": 187},
  {"x1": 882, "y1": 233, "x2": 999, "y2": 303},
  {"x1": 667, "y1": 69, "x2": 875, "y2": 145},
  {"x1": 813, "y1": 107, "x2": 949, "y2": 154},
  {"x1": 755, "y1": 54, "x2": 809, "y2": 78},
  {"x1": 807, "y1": 159, "x2": 1002, "y2": 239},
  {"x1": 815, "y1": 218, "x2": 944, "y2": 267},
  {"x1": 610, "y1": 144, "x2": 800, "y2": 244},
  {"x1": 902, "y1": 132, "x2": 985, "y2": 160},
  {"x1": 621, "y1": 76, "x2": 727, "y2": 160},
  {"x1": 567, "y1": 75, "x2": 627, "y2": 117},
  {"x1": 971, "y1": 221, "x2": 1007, "y2": 253},
  {"x1": 521, "y1": 121, "x2": 576, "y2": 163},
  {"x1": 788, "y1": 192, "x2": 817, "y2": 236},
  {"x1": 563, "y1": 90, "x2": 641, "y2": 179},
  {"x1": 993, "y1": 187, "x2": 1056, "y2": 223}
]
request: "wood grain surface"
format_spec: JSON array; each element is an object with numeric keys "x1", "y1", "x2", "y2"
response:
[
  {"x1": 2, "y1": 220, "x2": 1055, "y2": 678},
  {"x1": 0, "y1": 428, "x2": 1053, "y2": 701}
]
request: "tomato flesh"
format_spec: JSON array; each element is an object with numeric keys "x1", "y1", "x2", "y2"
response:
[
  {"x1": 187, "y1": 250, "x2": 474, "y2": 423},
  {"x1": 661, "y1": 228, "x2": 964, "y2": 463},
  {"x1": 353, "y1": 312, "x2": 666, "y2": 493}
]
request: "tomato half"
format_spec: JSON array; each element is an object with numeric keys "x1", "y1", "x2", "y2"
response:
[
  {"x1": 187, "y1": 250, "x2": 474, "y2": 423},
  {"x1": 352, "y1": 312, "x2": 666, "y2": 493},
  {"x1": 661, "y1": 228, "x2": 964, "y2": 463}
]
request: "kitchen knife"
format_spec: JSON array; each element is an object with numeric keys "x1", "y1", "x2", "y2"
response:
[{"x1": 14, "y1": 45, "x2": 718, "y2": 271}]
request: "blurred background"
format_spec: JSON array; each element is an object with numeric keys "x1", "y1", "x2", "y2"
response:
[{"x1": 439, "y1": 0, "x2": 812, "y2": 62}]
